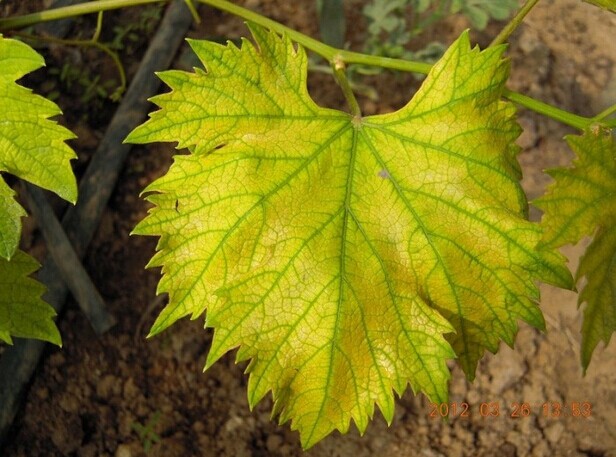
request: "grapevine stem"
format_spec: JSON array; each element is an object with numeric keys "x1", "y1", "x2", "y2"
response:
[
  {"x1": 593, "y1": 102, "x2": 616, "y2": 122},
  {"x1": 503, "y1": 90, "x2": 589, "y2": 131},
  {"x1": 331, "y1": 56, "x2": 361, "y2": 117},
  {"x1": 197, "y1": 0, "x2": 592, "y2": 130},
  {"x1": 197, "y1": 0, "x2": 434, "y2": 73},
  {"x1": 0, "y1": 0, "x2": 166, "y2": 31},
  {"x1": 0, "y1": 0, "x2": 602, "y2": 131},
  {"x1": 182, "y1": 0, "x2": 201, "y2": 24},
  {"x1": 490, "y1": 0, "x2": 541, "y2": 48},
  {"x1": 199, "y1": 0, "x2": 336, "y2": 59}
]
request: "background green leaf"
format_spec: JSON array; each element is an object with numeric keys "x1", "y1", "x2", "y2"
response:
[
  {"x1": 536, "y1": 131, "x2": 616, "y2": 370},
  {"x1": 0, "y1": 36, "x2": 77, "y2": 346},
  {"x1": 128, "y1": 26, "x2": 570, "y2": 447},
  {"x1": 0, "y1": 250, "x2": 61, "y2": 346},
  {"x1": 0, "y1": 35, "x2": 77, "y2": 260}
]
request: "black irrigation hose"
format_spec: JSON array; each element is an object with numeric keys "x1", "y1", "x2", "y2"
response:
[
  {"x1": 23, "y1": 183, "x2": 116, "y2": 335},
  {"x1": 0, "y1": 0, "x2": 194, "y2": 447}
]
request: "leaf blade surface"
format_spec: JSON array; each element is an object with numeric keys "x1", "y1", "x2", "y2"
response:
[{"x1": 128, "y1": 26, "x2": 570, "y2": 447}]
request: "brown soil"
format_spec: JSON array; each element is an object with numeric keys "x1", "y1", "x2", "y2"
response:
[{"x1": 2, "y1": 1, "x2": 616, "y2": 456}]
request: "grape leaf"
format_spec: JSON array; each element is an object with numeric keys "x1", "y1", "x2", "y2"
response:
[
  {"x1": 536, "y1": 130, "x2": 616, "y2": 370},
  {"x1": 0, "y1": 36, "x2": 77, "y2": 346},
  {"x1": 0, "y1": 35, "x2": 77, "y2": 260},
  {"x1": 127, "y1": 26, "x2": 571, "y2": 447},
  {"x1": 0, "y1": 250, "x2": 61, "y2": 346},
  {"x1": 583, "y1": 0, "x2": 616, "y2": 13}
]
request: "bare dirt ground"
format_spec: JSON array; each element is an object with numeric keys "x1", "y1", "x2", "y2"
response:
[{"x1": 2, "y1": 0, "x2": 616, "y2": 456}]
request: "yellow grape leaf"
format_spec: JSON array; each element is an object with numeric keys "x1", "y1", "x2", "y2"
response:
[
  {"x1": 536, "y1": 130, "x2": 616, "y2": 370},
  {"x1": 127, "y1": 26, "x2": 571, "y2": 447}
]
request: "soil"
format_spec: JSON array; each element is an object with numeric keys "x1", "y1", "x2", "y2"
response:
[{"x1": 2, "y1": 1, "x2": 616, "y2": 456}]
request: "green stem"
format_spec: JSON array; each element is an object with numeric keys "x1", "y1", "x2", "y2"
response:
[
  {"x1": 490, "y1": 0, "x2": 540, "y2": 47},
  {"x1": 197, "y1": 0, "x2": 433, "y2": 72},
  {"x1": 331, "y1": 57, "x2": 361, "y2": 116},
  {"x1": 337, "y1": 50, "x2": 432, "y2": 74},
  {"x1": 309, "y1": 62, "x2": 379, "y2": 101},
  {"x1": 197, "y1": 0, "x2": 336, "y2": 59},
  {"x1": 0, "y1": 0, "x2": 167, "y2": 31},
  {"x1": 503, "y1": 89, "x2": 590, "y2": 131},
  {"x1": 183, "y1": 0, "x2": 202, "y2": 24},
  {"x1": 92, "y1": 11, "x2": 103, "y2": 42},
  {"x1": 593, "y1": 102, "x2": 616, "y2": 122},
  {"x1": 198, "y1": 0, "x2": 593, "y2": 130},
  {"x1": 0, "y1": 0, "x2": 600, "y2": 131}
]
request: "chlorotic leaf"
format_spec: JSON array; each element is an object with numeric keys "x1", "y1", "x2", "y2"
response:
[
  {"x1": 127, "y1": 26, "x2": 571, "y2": 447},
  {"x1": 0, "y1": 250, "x2": 61, "y2": 346},
  {"x1": 0, "y1": 35, "x2": 77, "y2": 260},
  {"x1": 536, "y1": 131, "x2": 616, "y2": 370},
  {"x1": 583, "y1": 0, "x2": 616, "y2": 13}
]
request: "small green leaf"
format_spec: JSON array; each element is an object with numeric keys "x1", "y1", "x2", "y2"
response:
[
  {"x1": 128, "y1": 26, "x2": 570, "y2": 447},
  {"x1": 0, "y1": 250, "x2": 61, "y2": 346},
  {"x1": 0, "y1": 35, "x2": 77, "y2": 258},
  {"x1": 536, "y1": 130, "x2": 616, "y2": 370}
]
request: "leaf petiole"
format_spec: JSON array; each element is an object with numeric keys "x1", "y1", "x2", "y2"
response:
[{"x1": 331, "y1": 55, "x2": 361, "y2": 117}]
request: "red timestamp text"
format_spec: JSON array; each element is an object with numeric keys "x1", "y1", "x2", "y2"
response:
[
  {"x1": 428, "y1": 401, "x2": 470, "y2": 418},
  {"x1": 541, "y1": 401, "x2": 592, "y2": 418},
  {"x1": 428, "y1": 401, "x2": 593, "y2": 419},
  {"x1": 428, "y1": 402, "x2": 499, "y2": 418}
]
